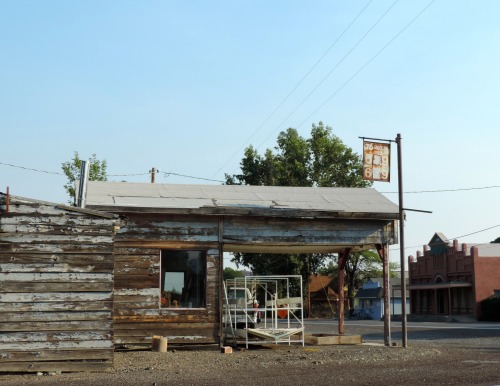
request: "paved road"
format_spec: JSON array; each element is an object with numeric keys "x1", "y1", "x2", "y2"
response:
[{"x1": 303, "y1": 318, "x2": 500, "y2": 346}]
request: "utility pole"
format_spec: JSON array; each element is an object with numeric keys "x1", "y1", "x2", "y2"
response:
[
  {"x1": 150, "y1": 167, "x2": 156, "y2": 184},
  {"x1": 396, "y1": 133, "x2": 408, "y2": 347}
]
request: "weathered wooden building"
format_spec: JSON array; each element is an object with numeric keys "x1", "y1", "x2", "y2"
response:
[
  {"x1": 0, "y1": 193, "x2": 118, "y2": 372},
  {"x1": 84, "y1": 181, "x2": 400, "y2": 347}
]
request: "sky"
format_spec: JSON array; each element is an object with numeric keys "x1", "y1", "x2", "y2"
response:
[{"x1": 2, "y1": 1, "x2": 500, "y2": 268}]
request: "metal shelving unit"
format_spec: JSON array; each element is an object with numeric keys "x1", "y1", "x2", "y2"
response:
[{"x1": 223, "y1": 275, "x2": 304, "y2": 348}]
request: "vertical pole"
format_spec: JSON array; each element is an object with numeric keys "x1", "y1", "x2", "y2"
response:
[
  {"x1": 377, "y1": 243, "x2": 391, "y2": 346},
  {"x1": 307, "y1": 254, "x2": 311, "y2": 318},
  {"x1": 6, "y1": 186, "x2": 10, "y2": 213},
  {"x1": 151, "y1": 167, "x2": 156, "y2": 183},
  {"x1": 396, "y1": 133, "x2": 408, "y2": 347},
  {"x1": 337, "y1": 248, "x2": 350, "y2": 335},
  {"x1": 338, "y1": 252, "x2": 345, "y2": 335},
  {"x1": 218, "y1": 218, "x2": 224, "y2": 348},
  {"x1": 76, "y1": 160, "x2": 90, "y2": 208}
]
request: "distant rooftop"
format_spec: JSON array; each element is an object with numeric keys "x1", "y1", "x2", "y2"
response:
[{"x1": 84, "y1": 181, "x2": 400, "y2": 219}]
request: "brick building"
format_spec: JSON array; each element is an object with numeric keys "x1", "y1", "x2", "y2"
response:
[{"x1": 408, "y1": 233, "x2": 500, "y2": 320}]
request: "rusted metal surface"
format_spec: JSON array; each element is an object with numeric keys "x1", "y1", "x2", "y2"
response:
[{"x1": 0, "y1": 194, "x2": 116, "y2": 372}]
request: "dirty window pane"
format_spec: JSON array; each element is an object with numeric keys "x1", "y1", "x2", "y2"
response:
[{"x1": 160, "y1": 250, "x2": 206, "y2": 308}]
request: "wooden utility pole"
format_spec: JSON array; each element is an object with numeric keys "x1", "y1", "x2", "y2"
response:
[
  {"x1": 396, "y1": 134, "x2": 408, "y2": 347},
  {"x1": 150, "y1": 167, "x2": 156, "y2": 183}
]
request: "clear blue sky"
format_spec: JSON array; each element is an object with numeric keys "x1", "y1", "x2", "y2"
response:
[{"x1": 2, "y1": 1, "x2": 500, "y2": 266}]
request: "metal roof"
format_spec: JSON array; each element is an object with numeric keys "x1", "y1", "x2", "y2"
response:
[{"x1": 84, "y1": 181, "x2": 400, "y2": 219}]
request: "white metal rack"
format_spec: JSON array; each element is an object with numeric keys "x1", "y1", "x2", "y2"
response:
[{"x1": 223, "y1": 275, "x2": 305, "y2": 348}]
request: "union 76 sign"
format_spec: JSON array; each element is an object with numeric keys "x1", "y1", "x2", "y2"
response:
[{"x1": 362, "y1": 141, "x2": 390, "y2": 182}]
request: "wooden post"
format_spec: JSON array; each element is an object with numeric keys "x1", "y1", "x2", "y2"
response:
[
  {"x1": 152, "y1": 335, "x2": 168, "y2": 352},
  {"x1": 337, "y1": 248, "x2": 350, "y2": 335},
  {"x1": 377, "y1": 243, "x2": 391, "y2": 346},
  {"x1": 150, "y1": 167, "x2": 156, "y2": 183},
  {"x1": 218, "y1": 218, "x2": 224, "y2": 348}
]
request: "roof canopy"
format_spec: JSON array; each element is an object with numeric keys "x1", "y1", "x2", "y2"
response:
[{"x1": 84, "y1": 181, "x2": 399, "y2": 220}]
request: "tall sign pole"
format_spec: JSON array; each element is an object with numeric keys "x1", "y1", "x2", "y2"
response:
[
  {"x1": 396, "y1": 133, "x2": 408, "y2": 347},
  {"x1": 360, "y1": 134, "x2": 407, "y2": 347}
]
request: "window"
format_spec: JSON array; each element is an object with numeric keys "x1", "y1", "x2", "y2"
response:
[{"x1": 160, "y1": 250, "x2": 206, "y2": 308}]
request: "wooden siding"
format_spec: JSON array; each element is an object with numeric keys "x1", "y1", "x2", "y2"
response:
[
  {"x1": 114, "y1": 213, "x2": 396, "y2": 252},
  {"x1": 0, "y1": 196, "x2": 116, "y2": 372},
  {"x1": 113, "y1": 245, "x2": 220, "y2": 346}
]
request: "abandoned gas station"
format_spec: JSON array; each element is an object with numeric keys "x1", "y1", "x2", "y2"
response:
[{"x1": 0, "y1": 182, "x2": 399, "y2": 372}]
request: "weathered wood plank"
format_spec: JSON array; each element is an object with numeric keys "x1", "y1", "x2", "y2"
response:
[
  {"x1": 0, "y1": 292, "x2": 113, "y2": 303},
  {"x1": 1, "y1": 224, "x2": 113, "y2": 235},
  {"x1": 0, "y1": 301, "x2": 113, "y2": 312},
  {"x1": 114, "y1": 288, "x2": 159, "y2": 297},
  {"x1": 2, "y1": 243, "x2": 115, "y2": 253},
  {"x1": 113, "y1": 301, "x2": 159, "y2": 310},
  {"x1": 0, "y1": 331, "x2": 112, "y2": 343},
  {"x1": 0, "y1": 272, "x2": 112, "y2": 283},
  {"x1": 113, "y1": 312, "x2": 211, "y2": 322},
  {"x1": 0, "y1": 320, "x2": 112, "y2": 332},
  {"x1": 0, "y1": 281, "x2": 113, "y2": 292},
  {"x1": 114, "y1": 254, "x2": 159, "y2": 264},
  {"x1": 0, "y1": 360, "x2": 112, "y2": 372},
  {"x1": 0, "y1": 348, "x2": 113, "y2": 362},
  {"x1": 0, "y1": 340, "x2": 113, "y2": 350},
  {"x1": 0, "y1": 261, "x2": 113, "y2": 273},
  {"x1": 114, "y1": 322, "x2": 214, "y2": 330},
  {"x1": 114, "y1": 262, "x2": 159, "y2": 275},
  {"x1": 0, "y1": 311, "x2": 111, "y2": 323},
  {"x1": 114, "y1": 247, "x2": 159, "y2": 255},
  {"x1": 0, "y1": 234, "x2": 114, "y2": 244},
  {"x1": 114, "y1": 329, "x2": 215, "y2": 344},
  {"x1": 114, "y1": 275, "x2": 159, "y2": 289}
]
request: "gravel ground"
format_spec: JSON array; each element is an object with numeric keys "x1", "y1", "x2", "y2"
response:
[{"x1": 2, "y1": 320, "x2": 500, "y2": 386}]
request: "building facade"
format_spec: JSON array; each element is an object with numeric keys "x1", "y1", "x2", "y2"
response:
[{"x1": 408, "y1": 233, "x2": 500, "y2": 320}]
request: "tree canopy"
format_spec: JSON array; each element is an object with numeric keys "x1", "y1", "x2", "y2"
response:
[
  {"x1": 226, "y1": 122, "x2": 370, "y2": 188},
  {"x1": 225, "y1": 122, "x2": 382, "y2": 309},
  {"x1": 61, "y1": 151, "x2": 108, "y2": 204}
]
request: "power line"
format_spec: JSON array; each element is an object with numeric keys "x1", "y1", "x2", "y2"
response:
[
  {"x1": 254, "y1": 0, "x2": 401, "y2": 156},
  {"x1": 381, "y1": 185, "x2": 500, "y2": 194},
  {"x1": 159, "y1": 170, "x2": 224, "y2": 184},
  {"x1": 211, "y1": 1, "x2": 374, "y2": 178},
  {"x1": 0, "y1": 161, "x2": 64, "y2": 176},
  {"x1": 2, "y1": 159, "x2": 499, "y2": 192},
  {"x1": 392, "y1": 224, "x2": 500, "y2": 254},
  {"x1": 0, "y1": 161, "x2": 223, "y2": 183},
  {"x1": 296, "y1": 0, "x2": 436, "y2": 130}
]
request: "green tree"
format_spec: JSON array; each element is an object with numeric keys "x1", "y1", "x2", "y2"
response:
[
  {"x1": 319, "y1": 251, "x2": 399, "y2": 310},
  {"x1": 223, "y1": 267, "x2": 244, "y2": 282},
  {"x1": 61, "y1": 151, "x2": 108, "y2": 204},
  {"x1": 225, "y1": 122, "x2": 374, "y2": 301}
]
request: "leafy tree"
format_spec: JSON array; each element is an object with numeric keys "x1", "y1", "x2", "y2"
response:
[
  {"x1": 61, "y1": 151, "x2": 107, "y2": 204},
  {"x1": 319, "y1": 251, "x2": 400, "y2": 310},
  {"x1": 225, "y1": 122, "x2": 374, "y2": 304},
  {"x1": 223, "y1": 267, "x2": 244, "y2": 282},
  {"x1": 491, "y1": 237, "x2": 500, "y2": 243}
]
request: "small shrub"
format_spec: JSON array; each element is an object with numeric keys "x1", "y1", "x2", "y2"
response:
[{"x1": 480, "y1": 296, "x2": 500, "y2": 321}]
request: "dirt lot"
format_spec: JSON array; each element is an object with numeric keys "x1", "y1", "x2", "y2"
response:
[{"x1": 2, "y1": 320, "x2": 500, "y2": 386}]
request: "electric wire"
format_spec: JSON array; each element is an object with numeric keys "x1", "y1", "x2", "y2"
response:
[
  {"x1": 255, "y1": 0, "x2": 401, "y2": 154},
  {"x1": 391, "y1": 223, "x2": 500, "y2": 255},
  {"x1": 211, "y1": 0, "x2": 374, "y2": 178},
  {"x1": 295, "y1": 0, "x2": 436, "y2": 131},
  {"x1": 1, "y1": 160, "x2": 499, "y2": 193}
]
